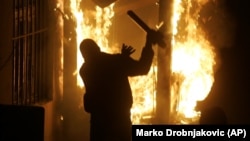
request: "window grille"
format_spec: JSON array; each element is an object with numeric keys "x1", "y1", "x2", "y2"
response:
[{"x1": 12, "y1": 0, "x2": 52, "y2": 105}]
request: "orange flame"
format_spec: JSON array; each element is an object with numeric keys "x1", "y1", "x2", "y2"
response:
[
  {"x1": 170, "y1": 0, "x2": 216, "y2": 124},
  {"x1": 68, "y1": 0, "x2": 216, "y2": 125},
  {"x1": 129, "y1": 63, "x2": 157, "y2": 124}
]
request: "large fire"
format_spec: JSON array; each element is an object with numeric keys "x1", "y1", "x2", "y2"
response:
[
  {"x1": 68, "y1": 0, "x2": 216, "y2": 124},
  {"x1": 170, "y1": 0, "x2": 216, "y2": 124}
]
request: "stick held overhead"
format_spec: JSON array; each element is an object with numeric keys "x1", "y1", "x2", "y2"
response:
[{"x1": 127, "y1": 10, "x2": 166, "y2": 48}]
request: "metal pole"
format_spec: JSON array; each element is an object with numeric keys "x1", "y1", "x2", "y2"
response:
[{"x1": 155, "y1": 0, "x2": 173, "y2": 124}]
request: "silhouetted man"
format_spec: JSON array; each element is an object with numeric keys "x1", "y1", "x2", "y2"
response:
[{"x1": 79, "y1": 29, "x2": 159, "y2": 141}]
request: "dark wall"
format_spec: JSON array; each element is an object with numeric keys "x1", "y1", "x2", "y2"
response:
[
  {"x1": 0, "y1": 104, "x2": 44, "y2": 141},
  {"x1": 0, "y1": 0, "x2": 13, "y2": 104},
  {"x1": 198, "y1": 0, "x2": 250, "y2": 124}
]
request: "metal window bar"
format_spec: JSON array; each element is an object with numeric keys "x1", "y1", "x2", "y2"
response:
[{"x1": 12, "y1": 0, "x2": 50, "y2": 105}]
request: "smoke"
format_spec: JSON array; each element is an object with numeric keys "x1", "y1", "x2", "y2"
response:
[{"x1": 198, "y1": 0, "x2": 237, "y2": 48}]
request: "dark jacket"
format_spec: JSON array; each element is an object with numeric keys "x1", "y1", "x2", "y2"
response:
[{"x1": 80, "y1": 43, "x2": 154, "y2": 114}]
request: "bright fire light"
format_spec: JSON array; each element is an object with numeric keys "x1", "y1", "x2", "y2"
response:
[
  {"x1": 170, "y1": 0, "x2": 216, "y2": 124},
  {"x1": 69, "y1": 0, "x2": 216, "y2": 124}
]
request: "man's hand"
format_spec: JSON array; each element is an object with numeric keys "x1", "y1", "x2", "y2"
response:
[
  {"x1": 147, "y1": 29, "x2": 166, "y2": 47},
  {"x1": 121, "y1": 44, "x2": 136, "y2": 56}
]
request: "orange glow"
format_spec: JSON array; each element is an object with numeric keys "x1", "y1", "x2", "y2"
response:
[
  {"x1": 68, "y1": 0, "x2": 216, "y2": 124},
  {"x1": 170, "y1": 0, "x2": 216, "y2": 124},
  {"x1": 54, "y1": 1, "x2": 64, "y2": 99},
  {"x1": 129, "y1": 64, "x2": 157, "y2": 124}
]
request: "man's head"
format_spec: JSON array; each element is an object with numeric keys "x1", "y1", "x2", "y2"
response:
[{"x1": 80, "y1": 39, "x2": 101, "y2": 61}]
